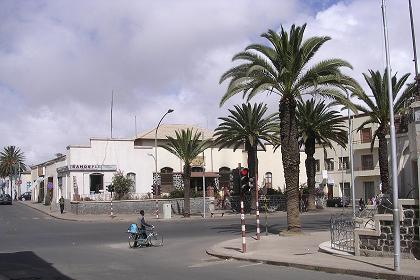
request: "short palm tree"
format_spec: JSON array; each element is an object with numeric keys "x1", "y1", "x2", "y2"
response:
[
  {"x1": 213, "y1": 102, "x2": 279, "y2": 191},
  {"x1": 352, "y1": 69, "x2": 412, "y2": 195},
  {"x1": 0, "y1": 146, "x2": 26, "y2": 199},
  {"x1": 297, "y1": 99, "x2": 347, "y2": 210},
  {"x1": 219, "y1": 24, "x2": 357, "y2": 231},
  {"x1": 160, "y1": 129, "x2": 212, "y2": 217}
]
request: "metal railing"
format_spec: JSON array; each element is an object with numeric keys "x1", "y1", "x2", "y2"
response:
[{"x1": 330, "y1": 213, "x2": 355, "y2": 253}]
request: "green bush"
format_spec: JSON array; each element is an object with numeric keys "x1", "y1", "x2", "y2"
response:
[{"x1": 112, "y1": 171, "x2": 134, "y2": 200}]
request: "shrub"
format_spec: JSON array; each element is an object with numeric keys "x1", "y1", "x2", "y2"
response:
[{"x1": 112, "y1": 171, "x2": 134, "y2": 200}]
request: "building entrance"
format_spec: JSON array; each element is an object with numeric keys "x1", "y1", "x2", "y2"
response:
[{"x1": 90, "y1": 173, "x2": 104, "y2": 194}]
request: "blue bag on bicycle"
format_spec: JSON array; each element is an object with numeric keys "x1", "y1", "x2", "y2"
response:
[{"x1": 128, "y1": 223, "x2": 138, "y2": 233}]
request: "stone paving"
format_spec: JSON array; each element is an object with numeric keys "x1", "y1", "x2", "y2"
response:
[{"x1": 207, "y1": 231, "x2": 420, "y2": 280}]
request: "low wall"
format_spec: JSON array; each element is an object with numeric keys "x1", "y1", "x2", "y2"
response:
[
  {"x1": 69, "y1": 197, "x2": 213, "y2": 215},
  {"x1": 356, "y1": 199, "x2": 419, "y2": 259}
]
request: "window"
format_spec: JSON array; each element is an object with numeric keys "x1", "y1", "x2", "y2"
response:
[
  {"x1": 325, "y1": 158, "x2": 334, "y2": 171},
  {"x1": 339, "y1": 157, "x2": 349, "y2": 170},
  {"x1": 315, "y1": 159, "x2": 320, "y2": 172},
  {"x1": 265, "y1": 172, "x2": 272, "y2": 188},
  {"x1": 361, "y1": 128, "x2": 372, "y2": 143},
  {"x1": 364, "y1": 181, "x2": 375, "y2": 201},
  {"x1": 160, "y1": 167, "x2": 173, "y2": 185},
  {"x1": 127, "y1": 172, "x2": 136, "y2": 192},
  {"x1": 361, "y1": 154, "x2": 374, "y2": 170}
]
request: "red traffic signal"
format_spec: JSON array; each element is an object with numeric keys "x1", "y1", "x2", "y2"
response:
[{"x1": 240, "y1": 168, "x2": 249, "y2": 176}]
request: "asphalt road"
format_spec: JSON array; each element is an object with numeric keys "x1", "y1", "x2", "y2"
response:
[{"x1": 0, "y1": 203, "x2": 370, "y2": 280}]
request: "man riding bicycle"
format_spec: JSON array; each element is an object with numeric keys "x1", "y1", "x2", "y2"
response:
[{"x1": 139, "y1": 210, "x2": 154, "y2": 239}]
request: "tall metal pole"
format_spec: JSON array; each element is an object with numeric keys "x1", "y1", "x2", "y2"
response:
[
  {"x1": 202, "y1": 131, "x2": 206, "y2": 218},
  {"x1": 154, "y1": 109, "x2": 174, "y2": 219},
  {"x1": 348, "y1": 92, "x2": 356, "y2": 217},
  {"x1": 111, "y1": 91, "x2": 114, "y2": 139},
  {"x1": 381, "y1": 0, "x2": 400, "y2": 271},
  {"x1": 409, "y1": 0, "x2": 420, "y2": 97}
]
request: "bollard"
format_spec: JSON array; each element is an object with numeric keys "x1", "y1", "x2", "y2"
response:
[{"x1": 240, "y1": 196, "x2": 246, "y2": 253}]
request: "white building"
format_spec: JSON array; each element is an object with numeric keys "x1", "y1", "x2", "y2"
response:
[{"x1": 31, "y1": 124, "x2": 308, "y2": 202}]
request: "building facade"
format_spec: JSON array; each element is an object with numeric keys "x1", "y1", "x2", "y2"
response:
[{"x1": 30, "y1": 124, "x2": 308, "y2": 202}]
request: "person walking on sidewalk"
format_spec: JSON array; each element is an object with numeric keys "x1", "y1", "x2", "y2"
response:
[{"x1": 59, "y1": 196, "x2": 65, "y2": 214}]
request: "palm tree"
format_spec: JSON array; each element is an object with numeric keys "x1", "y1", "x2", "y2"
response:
[
  {"x1": 0, "y1": 146, "x2": 26, "y2": 200},
  {"x1": 160, "y1": 128, "x2": 212, "y2": 217},
  {"x1": 351, "y1": 69, "x2": 412, "y2": 195},
  {"x1": 213, "y1": 103, "x2": 279, "y2": 184},
  {"x1": 297, "y1": 99, "x2": 347, "y2": 210},
  {"x1": 219, "y1": 24, "x2": 357, "y2": 232}
]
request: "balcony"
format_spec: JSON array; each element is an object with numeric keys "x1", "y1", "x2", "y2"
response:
[
  {"x1": 354, "y1": 166, "x2": 380, "y2": 177},
  {"x1": 352, "y1": 139, "x2": 379, "y2": 150}
]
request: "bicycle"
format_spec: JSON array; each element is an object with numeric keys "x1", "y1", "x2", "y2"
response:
[{"x1": 127, "y1": 224, "x2": 163, "y2": 248}]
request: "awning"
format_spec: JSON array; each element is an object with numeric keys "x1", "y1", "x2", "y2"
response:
[{"x1": 190, "y1": 172, "x2": 220, "y2": 178}]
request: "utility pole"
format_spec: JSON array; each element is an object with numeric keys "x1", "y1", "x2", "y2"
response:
[
  {"x1": 381, "y1": 0, "x2": 401, "y2": 271},
  {"x1": 408, "y1": 0, "x2": 420, "y2": 97}
]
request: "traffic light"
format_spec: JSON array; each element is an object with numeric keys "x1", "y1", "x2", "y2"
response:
[
  {"x1": 231, "y1": 168, "x2": 240, "y2": 193},
  {"x1": 157, "y1": 185, "x2": 161, "y2": 196},
  {"x1": 152, "y1": 184, "x2": 157, "y2": 196},
  {"x1": 106, "y1": 184, "x2": 114, "y2": 193},
  {"x1": 240, "y1": 168, "x2": 250, "y2": 193}
]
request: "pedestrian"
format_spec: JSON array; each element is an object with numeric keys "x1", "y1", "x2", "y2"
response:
[
  {"x1": 59, "y1": 195, "x2": 65, "y2": 214},
  {"x1": 14, "y1": 189, "x2": 17, "y2": 201},
  {"x1": 359, "y1": 198, "x2": 365, "y2": 211},
  {"x1": 371, "y1": 196, "x2": 376, "y2": 206}
]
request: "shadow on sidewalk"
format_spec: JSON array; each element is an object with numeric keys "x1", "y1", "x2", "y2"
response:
[
  {"x1": 0, "y1": 251, "x2": 74, "y2": 279},
  {"x1": 335, "y1": 254, "x2": 394, "y2": 271}
]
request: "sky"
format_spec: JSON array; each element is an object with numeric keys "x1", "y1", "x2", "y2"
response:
[{"x1": 0, "y1": 0, "x2": 419, "y2": 165}]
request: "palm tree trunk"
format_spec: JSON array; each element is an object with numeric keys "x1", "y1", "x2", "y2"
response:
[
  {"x1": 377, "y1": 130, "x2": 390, "y2": 194},
  {"x1": 279, "y1": 98, "x2": 301, "y2": 232},
  {"x1": 305, "y1": 138, "x2": 316, "y2": 210},
  {"x1": 183, "y1": 164, "x2": 191, "y2": 217}
]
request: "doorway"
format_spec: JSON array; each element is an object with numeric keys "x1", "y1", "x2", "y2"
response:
[{"x1": 90, "y1": 173, "x2": 104, "y2": 194}]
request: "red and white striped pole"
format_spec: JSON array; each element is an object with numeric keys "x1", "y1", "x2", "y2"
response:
[
  {"x1": 155, "y1": 199, "x2": 159, "y2": 219},
  {"x1": 255, "y1": 178, "x2": 260, "y2": 240},
  {"x1": 240, "y1": 193, "x2": 246, "y2": 253}
]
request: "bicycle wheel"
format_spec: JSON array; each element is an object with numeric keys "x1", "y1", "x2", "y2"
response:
[
  {"x1": 128, "y1": 233, "x2": 138, "y2": 248},
  {"x1": 149, "y1": 232, "x2": 163, "y2": 246}
]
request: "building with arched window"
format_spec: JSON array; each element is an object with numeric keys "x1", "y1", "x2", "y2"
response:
[{"x1": 30, "y1": 124, "x2": 308, "y2": 201}]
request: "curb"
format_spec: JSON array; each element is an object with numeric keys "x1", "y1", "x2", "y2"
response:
[
  {"x1": 19, "y1": 202, "x2": 91, "y2": 222},
  {"x1": 205, "y1": 249, "x2": 419, "y2": 280}
]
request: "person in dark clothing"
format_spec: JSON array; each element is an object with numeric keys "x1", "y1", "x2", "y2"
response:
[
  {"x1": 14, "y1": 189, "x2": 17, "y2": 201},
  {"x1": 359, "y1": 198, "x2": 365, "y2": 211},
  {"x1": 59, "y1": 196, "x2": 65, "y2": 214},
  {"x1": 138, "y1": 210, "x2": 153, "y2": 239}
]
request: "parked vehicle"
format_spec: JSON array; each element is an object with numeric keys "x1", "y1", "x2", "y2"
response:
[
  {"x1": 0, "y1": 194, "x2": 12, "y2": 205},
  {"x1": 19, "y1": 191, "x2": 31, "y2": 201},
  {"x1": 326, "y1": 197, "x2": 349, "y2": 207}
]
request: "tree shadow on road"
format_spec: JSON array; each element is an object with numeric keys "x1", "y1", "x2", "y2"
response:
[{"x1": 0, "y1": 251, "x2": 74, "y2": 280}]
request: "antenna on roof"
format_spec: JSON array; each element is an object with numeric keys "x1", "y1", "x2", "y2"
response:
[
  {"x1": 134, "y1": 115, "x2": 137, "y2": 137},
  {"x1": 111, "y1": 90, "x2": 114, "y2": 139}
]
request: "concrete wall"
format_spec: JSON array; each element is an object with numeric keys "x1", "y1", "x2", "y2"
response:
[{"x1": 69, "y1": 197, "x2": 213, "y2": 215}]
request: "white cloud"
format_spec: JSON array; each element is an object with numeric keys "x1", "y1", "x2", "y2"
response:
[{"x1": 0, "y1": 0, "x2": 418, "y2": 165}]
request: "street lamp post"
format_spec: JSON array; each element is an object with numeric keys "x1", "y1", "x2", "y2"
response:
[{"x1": 153, "y1": 109, "x2": 174, "y2": 219}]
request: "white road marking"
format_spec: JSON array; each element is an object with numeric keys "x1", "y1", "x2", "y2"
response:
[
  {"x1": 32, "y1": 217, "x2": 40, "y2": 220},
  {"x1": 238, "y1": 262, "x2": 263, "y2": 268},
  {"x1": 188, "y1": 258, "x2": 232, "y2": 268}
]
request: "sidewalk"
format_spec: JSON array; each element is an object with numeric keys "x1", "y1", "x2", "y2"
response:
[
  {"x1": 19, "y1": 201, "x2": 239, "y2": 222},
  {"x1": 206, "y1": 231, "x2": 420, "y2": 280}
]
